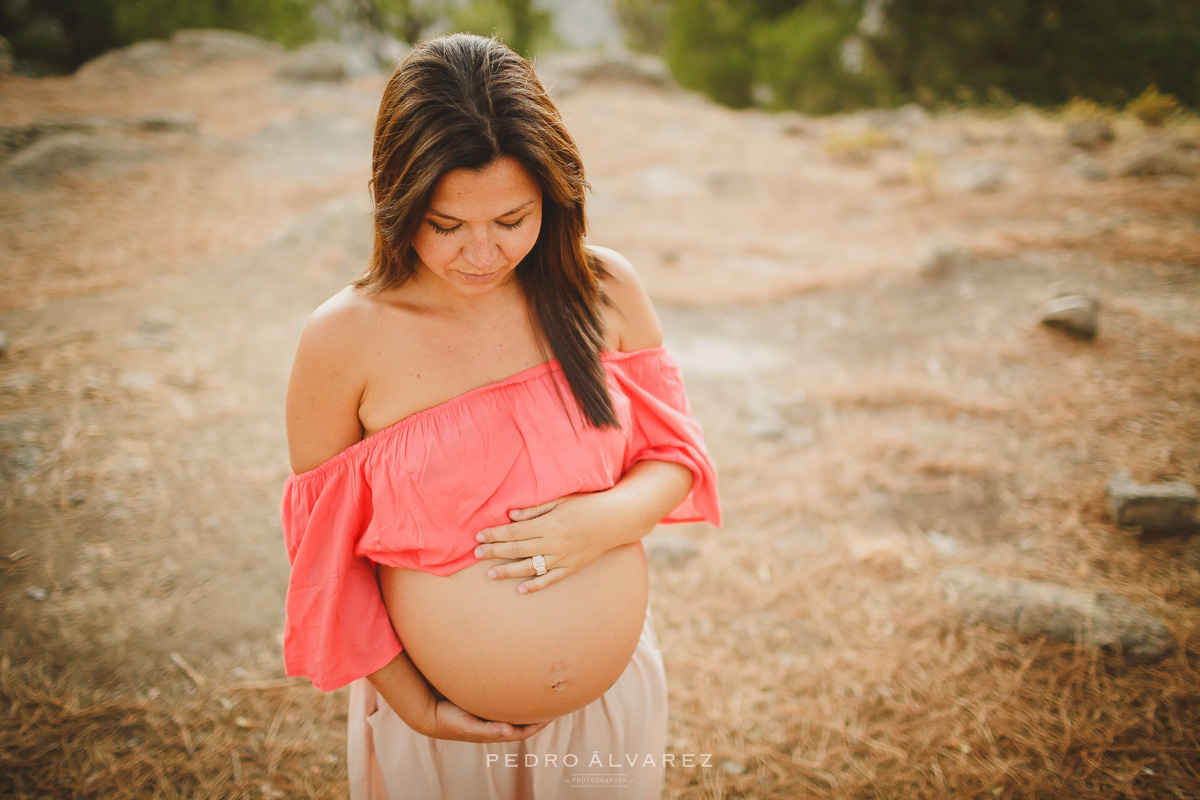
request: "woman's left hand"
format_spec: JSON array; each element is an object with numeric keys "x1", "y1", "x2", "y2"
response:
[
  {"x1": 472, "y1": 460, "x2": 695, "y2": 595},
  {"x1": 473, "y1": 491, "x2": 619, "y2": 595}
]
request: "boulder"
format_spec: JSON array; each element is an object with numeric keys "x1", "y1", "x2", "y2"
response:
[
  {"x1": 1067, "y1": 119, "x2": 1115, "y2": 149},
  {"x1": 0, "y1": 117, "x2": 105, "y2": 161},
  {"x1": 76, "y1": 40, "x2": 177, "y2": 80},
  {"x1": 0, "y1": 133, "x2": 152, "y2": 183},
  {"x1": 1106, "y1": 468, "x2": 1198, "y2": 533},
  {"x1": 1040, "y1": 293, "x2": 1099, "y2": 340},
  {"x1": 948, "y1": 161, "x2": 1008, "y2": 193},
  {"x1": 129, "y1": 111, "x2": 199, "y2": 134},
  {"x1": 1117, "y1": 143, "x2": 1195, "y2": 177},
  {"x1": 1069, "y1": 152, "x2": 1109, "y2": 182},
  {"x1": 917, "y1": 240, "x2": 971, "y2": 280},
  {"x1": 277, "y1": 41, "x2": 349, "y2": 82},
  {"x1": 339, "y1": 33, "x2": 410, "y2": 77},
  {"x1": 535, "y1": 51, "x2": 673, "y2": 95},
  {"x1": 939, "y1": 567, "x2": 1172, "y2": 663},
  {"x1": 170, "y1": 29, "x2": 282, "y2": 64}
]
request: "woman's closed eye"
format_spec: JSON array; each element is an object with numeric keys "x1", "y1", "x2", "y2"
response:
[{"x1": 425, "y1": 217, "x2": 527, "y2": 236}]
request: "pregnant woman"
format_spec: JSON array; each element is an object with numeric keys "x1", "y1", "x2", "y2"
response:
[{"x1": 281, "y1": 34, "x2": 721, "y2": 799}]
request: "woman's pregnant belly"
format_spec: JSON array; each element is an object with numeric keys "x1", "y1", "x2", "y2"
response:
[{"x1": 378, "y1": 542, "x2": 649, "y2": 725}]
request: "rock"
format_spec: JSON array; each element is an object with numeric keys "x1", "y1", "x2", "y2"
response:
[
  {"x1": 1106, "y1": 468, "x2": 1198, "y2": 533},
  {"x1": 1041, "y1": 293, "x2": 1099, "y2": 340},
  {"x1": 939, "y1": 567, "x2": 1173, "y2": 663},
  {"x1": 860, "y1": 103, "x2": 930, "y2": 130},
  {"x1": 1069, "y1": 152, "x2": 1109, "y2": 182},
  {"x1": 777, "y1": 112, "x2": 809, "y2": 137},
  {"x1": 129, "y1": 111, "x2": 199, "y2": 134},
  {"x1": 0, "y1": 133, "x2": 152, "y2": 183},
  {"x1": 535, "y1": 51, "x2": 673, "y2": 95},
  {"x1": 721, "y1": 760, "x2": 746, "y2": 776},
  {"x1": 1117, "y1": 143, "x2": 1195, "y2": 177},
  {"x1": 949, "y1": 161, "x2": 1008, "y2": 193},
  {"x1": 76, "y1": 40, "x2": 177, "y2": 80},
  {"x1": 334, "y1": 28, "x2": 410, "y2": 76},
  {"x1": 925, "y1": 530, "x2": 958, "y2": 556},
  {"x1": 917, "y1": 240, "x2": 971, "y2": 279},
  {"x1": 644, "y1": 534, "x2": 700, "y2": 566},
  {"x1": 169, "y1": 29, "x2": 283, "y2": 64},
  {"x1": 896, "y1": 103, "x2": 932, "y2": 127},
  {"x1": 276, "y1": 41, "x2": 349, "y2": 82},
  {"x1": 25, "y1": 587, "x2": 48, "y2": 602},
  {"x1": 0, "y1": 118, "x2": 106, "y2": 161},
  {"x1": 1067, "y1": 119, "x2": 1115, "y2": 149}
]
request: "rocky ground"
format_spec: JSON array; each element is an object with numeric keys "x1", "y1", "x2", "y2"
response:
[{"x1": 1, "y1": 30, "x2": 1198, "y2": 800}]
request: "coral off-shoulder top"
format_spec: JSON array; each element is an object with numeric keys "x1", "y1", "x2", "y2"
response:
[{"x1": 279, "y1": 346, "x2": 722, "y2": 691}]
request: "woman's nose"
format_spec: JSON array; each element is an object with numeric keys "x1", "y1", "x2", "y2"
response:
[{"x1": 463, "y1": 231, "x2": 498, "y2": 269}]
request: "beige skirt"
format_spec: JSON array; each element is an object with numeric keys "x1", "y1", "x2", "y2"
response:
[{"x1": 347, "y1": 611, "x2": 669, "y2": 800}]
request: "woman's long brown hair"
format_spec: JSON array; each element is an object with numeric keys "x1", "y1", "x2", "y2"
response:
[{"x1": 355, "y1": 33, "x2": 617, "y2": 429}]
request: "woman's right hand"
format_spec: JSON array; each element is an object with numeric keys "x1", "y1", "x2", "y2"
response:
[{"x1": 428, "y1": 697, "x2": 552, "y2": 743}]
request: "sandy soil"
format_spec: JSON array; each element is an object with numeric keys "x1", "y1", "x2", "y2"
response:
[{"x1": 1, "y1": 41, "x2": 1198, "y2": 799}]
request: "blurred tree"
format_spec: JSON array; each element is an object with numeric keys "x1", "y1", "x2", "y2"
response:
[
  {"x1": 871, "y1": 0, "x2": 1200, "y2": 107},
  {"x1": 614, "y1": 0, "x2": 669, "y2": 54},
  {"x1": 450, "y1": 0, "x2": 555, "y2": 59},
  {"x1": 0, "y1": 0, "x2": 317, "y2": 74},
  {"x1": 638, "y1": 0, "x2": 1199, "y2": 112},
  {"x1": 664, "y1": 0, "x2": 757, "y2": 107},
  {"x1": 348, "y1": 0, "x2": 443, "y2": 44}
]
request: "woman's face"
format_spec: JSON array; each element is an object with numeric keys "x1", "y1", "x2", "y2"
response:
[{"x1": 412, "y1": 155, "x2": 543, "y2": 298}]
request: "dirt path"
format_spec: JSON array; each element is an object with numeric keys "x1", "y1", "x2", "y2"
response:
[{"x1": 2, "y1": 38, "x2": 1199, "y2": 799}]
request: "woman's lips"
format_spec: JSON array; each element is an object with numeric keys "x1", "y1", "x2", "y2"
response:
[{"x1": 458, "y1": 269, "x2": 499, "y2": 284}]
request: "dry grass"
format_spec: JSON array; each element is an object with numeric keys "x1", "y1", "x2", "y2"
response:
[
  {"x1": 3, "y1": 52, "x2": 1200, "y2": 800},
  {"x1": 0, "y1": 658, "x2": 347, "y2": 800}
]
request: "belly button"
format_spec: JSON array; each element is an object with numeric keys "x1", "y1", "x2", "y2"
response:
[{"x1": 550, "y1": 660, "x2": 569, "y2": 692}]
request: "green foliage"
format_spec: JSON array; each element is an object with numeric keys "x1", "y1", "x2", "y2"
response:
[
  {"x1": 752, "y1": 2, "x2": 893, "y2": 113},
  {"x1": 661, "y1": 0, "x2": 891, "y2": 113},
  {"x1": 0, "y1": 0, "x2": 317, "y2": 74},
  {"x1": 1126, "y1": 84, "x2": 1181, "y2": 125},
  {"x1": 614, "y1": 0, "x2": 670, "y2": 54},
  {"x1": 870, "y1": 0, "x2": 1200, "y2": 109},
  {"x1": 664, "y1": 0, "x2": 756, "y2": 107},
  {"x1": 649, "y1": 0, "x2": 1199, "y2": 115},
  {"x1": 364, "y1": 0, "x2": 443, "y2": 45},
  {"x1": 450, "y1": 0, "x2": 556, "y2": 59},
  {"x1": 113, "y1": 0, "x2": 317, "y2": 47}
]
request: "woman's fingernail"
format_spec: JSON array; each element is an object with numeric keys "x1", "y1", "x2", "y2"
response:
[
  {"x1": 518, "y1": 584, "x2": 529, "y2": 594},
  {"x1": 487, "y1": 568, "x2": 497, "y2": 579},
  {"x1": 509, "y1": 509, "x2": 520, "y2": 520},
  {"x1": 474, "y1": 547, "x2": 484, "y2": 558},
  {"x1": 475, "y1": 532, "x2": 485, "y2": 542}
]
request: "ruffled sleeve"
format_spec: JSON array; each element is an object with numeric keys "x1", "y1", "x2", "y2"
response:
[
  {"x1": 280, "y1": 459, "x2": 403, "y2": 692},
  {"x1": 611, "y1": 348, "x2": 722, "y2": 527}
]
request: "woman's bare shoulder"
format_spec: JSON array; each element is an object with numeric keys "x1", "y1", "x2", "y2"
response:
[
  {"x1": 285, "y1": 286, "x2": 386, "y2": 474},
  {"x1": 587, "y1": 245, "x2": 663, "y2": 352}
]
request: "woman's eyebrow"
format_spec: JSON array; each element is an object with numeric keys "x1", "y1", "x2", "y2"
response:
[{"x1": 427, "y1": 199, "x2": 538, "y2": 222}]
